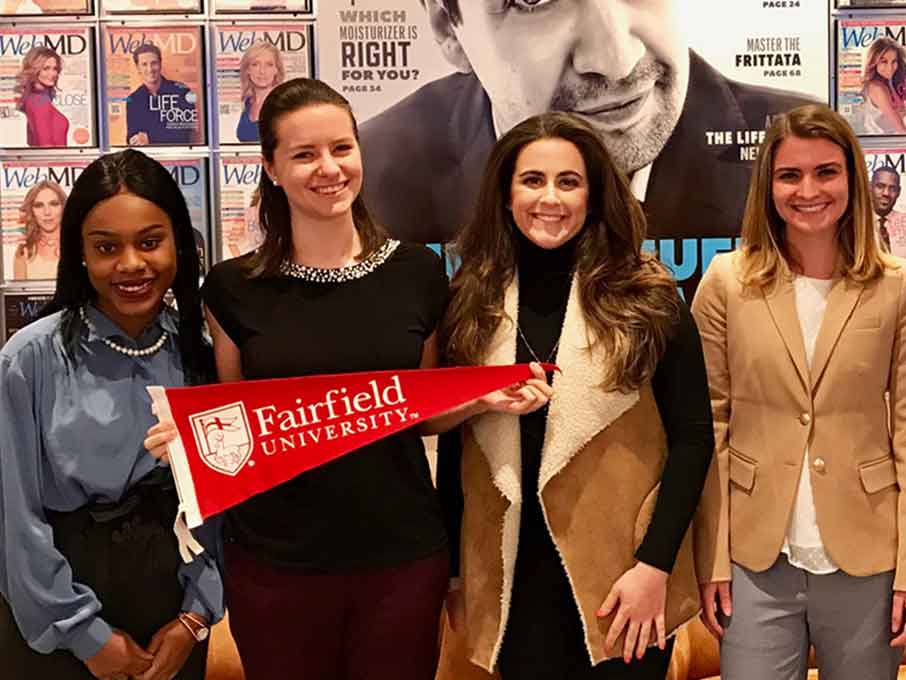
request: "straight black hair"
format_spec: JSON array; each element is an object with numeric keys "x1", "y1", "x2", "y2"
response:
[{"x1": 40, "y1": 149, "x2": 212, "y2": 384}]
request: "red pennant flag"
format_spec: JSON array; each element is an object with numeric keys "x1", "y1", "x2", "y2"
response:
[{"x1": 148, "y1": 364, "x2": 552, "y2": 533}]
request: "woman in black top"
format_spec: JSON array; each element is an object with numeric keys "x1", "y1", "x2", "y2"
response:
[
  {"x1": 197, "y1": 79, "x2": 551, "y2": 680},
  {"x1": 436, "y1": 112, "x2": 715, "y2": 680}
]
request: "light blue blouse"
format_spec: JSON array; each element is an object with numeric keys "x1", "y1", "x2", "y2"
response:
[{"x1": 0, "y1": 304, "x2": 224, "y2": 661}]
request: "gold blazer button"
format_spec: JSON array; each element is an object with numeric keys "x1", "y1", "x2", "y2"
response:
[
  {"x1": 812, "y1": 457, "x2": 826, "y2": 473},
  {"x1": 799, "y1": 412, "x2": 811, "y2": 425}
]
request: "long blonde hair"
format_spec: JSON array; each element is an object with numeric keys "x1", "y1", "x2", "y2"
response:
[
  {"x1": 739, "y1": 103, "x2": 888, "y2": 290},
  {"x1": 239, "y1": 42, "x2": 285, "y2": 105}
]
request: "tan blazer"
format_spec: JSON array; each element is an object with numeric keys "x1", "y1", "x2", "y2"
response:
[{"x1": 691, "y1": 251, "x2": 906, "y2": 589}]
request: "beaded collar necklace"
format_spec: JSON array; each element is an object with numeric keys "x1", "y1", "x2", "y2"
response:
[
  {"x1": 79, "y1": 307, "x2": 168, "y2": 358},
  {"x1": 279, "y1": 239, "x2": 400, "y2": 283}
]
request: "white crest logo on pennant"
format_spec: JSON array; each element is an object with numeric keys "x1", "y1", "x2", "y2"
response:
[{"x1": 189, "y1": 401, "x2": 253, "y2": 476}]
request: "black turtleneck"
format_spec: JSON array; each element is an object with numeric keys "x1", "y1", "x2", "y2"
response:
[{"x1": 436, "y1": 234, "x2": 714, "y2": 576}]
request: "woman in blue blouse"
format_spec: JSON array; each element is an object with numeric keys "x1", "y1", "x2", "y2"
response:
[{"x1": 0, "y1": 149, "x2": 223, "y2": 680}]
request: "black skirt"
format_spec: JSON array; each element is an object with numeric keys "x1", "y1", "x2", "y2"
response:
[{"x1": 0, "y1": 470, "x2": 207, "y2": 679}]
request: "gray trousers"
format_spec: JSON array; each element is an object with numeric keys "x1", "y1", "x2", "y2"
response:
[{"x1": 719, "y1": 556, "x2": 902, "y2": 680}]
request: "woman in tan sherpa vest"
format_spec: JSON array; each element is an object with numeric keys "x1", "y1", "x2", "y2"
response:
[{"x1": 435, "y1": 112, "x2": 715, "y2": 680}]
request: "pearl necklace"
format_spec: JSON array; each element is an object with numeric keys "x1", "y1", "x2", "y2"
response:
[{"x1": 79, "y1": 307, "x2": 168, "y2": 357}]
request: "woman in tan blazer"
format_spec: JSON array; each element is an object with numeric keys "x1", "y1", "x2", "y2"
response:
[{"x1": 692, "y1": 103, "x2": 906, "y2": 680}]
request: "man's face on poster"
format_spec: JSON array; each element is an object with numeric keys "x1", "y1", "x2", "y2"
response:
[
  {"x1": 136, "y1": 52, "x2": 162, "y2": 91},
  {"x1": 427, "y1": 0, "x2": 690, "y2": 174},
  {"x1": 872, "y1": 169, "x2": 901, "y2": 217}
]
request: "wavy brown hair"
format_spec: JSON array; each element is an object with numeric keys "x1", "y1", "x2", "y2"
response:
[
  {"x1": 439, "y1": 112, "x2": 680, "y2": 391},
  {"x1": 246, "y1": 78, "x2": 385, "y2": 277},
  {"x1": 740, "y1": 104, "x2": 889, "y2": 290},
  {"x1": 16, "y1": 179, "x2": 65, "y2": 260},
  {"x1": 15, "y1": 46, "x2": 62, "y2": 109}
]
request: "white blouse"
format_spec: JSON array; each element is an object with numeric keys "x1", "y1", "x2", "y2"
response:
[{"x1": 780, "y1": 275, "x2": 840, "y2": 575}]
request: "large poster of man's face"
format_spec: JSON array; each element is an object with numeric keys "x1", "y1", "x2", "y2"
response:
[{"x1": 319, "y1": 0, "x2": 827, "y2": 299}]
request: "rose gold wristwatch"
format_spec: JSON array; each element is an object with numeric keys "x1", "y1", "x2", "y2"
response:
[{"x1": 178, "y1": 612, "x2": 210, "y2": 642}]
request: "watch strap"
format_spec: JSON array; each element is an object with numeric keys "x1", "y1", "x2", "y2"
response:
[{"x1": 178, "y1": 612, "x2": 209, "y2": 642}]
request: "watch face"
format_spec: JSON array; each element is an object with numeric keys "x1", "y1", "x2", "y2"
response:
[{"x1": 180, "y1": 614, "x2": 209, "y2": 641}]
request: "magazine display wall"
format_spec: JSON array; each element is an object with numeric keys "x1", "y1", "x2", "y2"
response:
[{"x1": 0, "y1": 0, "x2": 315, "y2": 338}]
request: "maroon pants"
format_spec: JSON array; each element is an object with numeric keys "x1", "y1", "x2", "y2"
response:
[{"x1": 225, "y1": 543, "x2": 448, "y2": 680}]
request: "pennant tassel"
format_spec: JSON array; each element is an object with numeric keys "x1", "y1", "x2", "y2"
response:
[{"x1": 174, "y1": 507, "x2": 206, "y2": 563}]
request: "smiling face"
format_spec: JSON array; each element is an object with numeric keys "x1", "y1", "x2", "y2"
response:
[
  {"x1": 877, "y1": 48, "x2": 899, "y2": 82},
  {"x1": 263, "y1": 103, "x2": 363, "y2": 224},
  {"x1": 81, "y1": 191, "x2": 177, "y2": 338},
  {"x1": 772, "y1": 135, "x2": 849, "y2": 244},
  {"x1": 136, "y1": 52, "x2": 162, "y2": 91},
  {"x1": 433, "y1": 0, "x2": 689, "y2": 173},
  {"x1": 36, "y1": 55, "x2": 60, "y2": 90},
  {"x1": 249, "y1": 51, "x2": 279, "y2": 89},
  {"x1": 872, "y1": 169, "x2": 901, "y2": 217},
  {"x1": 32, "y1": 187, "x2": 63, "y2": 234},
  {"x1": 509, "y1": 136, "x2": 589, "y2": 249}
]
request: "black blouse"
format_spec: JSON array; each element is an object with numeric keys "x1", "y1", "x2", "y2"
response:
[
  {"x1": 437, "y1": 234, "x2": 714, "y2": 576},
  {"x1": 202, "y1": 242, "x2": 450, "y2": 570}
]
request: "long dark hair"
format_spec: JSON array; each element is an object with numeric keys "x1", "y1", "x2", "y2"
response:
[
  {"x1": 40, "y1": 149, "x2": 212, "y2": 384},
  {"x1": 862, "y1": 37, "x2": 906, "y2": 107},
  {"x1": 439, "y1": 112, "x2": 679, "y2": 391},
  {"x1": 247, "y1": 77, "x2": 385, "y2": 277}
]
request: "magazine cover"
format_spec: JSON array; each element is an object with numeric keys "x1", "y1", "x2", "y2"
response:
[
  {"x1": 213, "y1": 23, "x2": 314, "y2": 145},
  {"x1": 216, "y1": 152, "x2": 262, "y2": 262},
  {"x1": 103, "y1": 25, "x2": 206, "y2": 148},
  {"x1": 0, "y1": 0, "x2": 91, "y2": 16},
  {"x1": 864, "y1": 147, "x2": 906, "y2": 257},
  {"x1": 837, "y1": 19, "x2": 906, "y2": 136},
  {"x1": 154, "y1": 156, "x2": 210, "y2": 271},
  {"x1": 2, "y1": 290, "x2": 53, "y2": 343},
  {"x1": 213, "y1": 0, "x2": 311, "y2": 15},
  {"x1": 101, "y1": 0, "x2": 201, "y2": 14},
  {"x1": 1, "y1": 158, "x2": 92, "y2": 282},
  {"x1": 0, "y1": 26, "x2": 96, "y2": 149}
]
